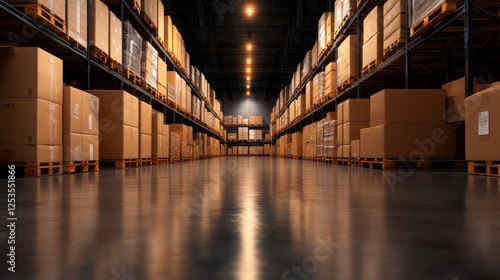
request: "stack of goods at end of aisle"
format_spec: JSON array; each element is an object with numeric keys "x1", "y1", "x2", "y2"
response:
[
  {"x1": 337, "y1": 35, "x2": 357, "y2": 91},
  {"x1": 123, "y1": 20, "x2": 143, "y2": 79},
  {"x1": 67, "y1": 0, "x2": 88, "y2": 50},
  {"x1": 0, "y1": 48, "x2": 64, "y2": 166},
  {"x1": 337, "y1": 99, "x2": 370, "y2": 159},
  {"x1": 167, "y1": 71, "x2": 181, "y2": 106},
  {"x1": 363, "y1": 6, "x2": 383, "y2": 74},
  {"x1": 312, "y1": 72, "x2": 325, "y2": 106},
  {"x1": 383, "y1": 0, "x2": 406, "y2": 57},
  {"x1": 63, "y1": 87, "x2": 100, "y2": 169},
  {"x1": 88, "y1": 90, "x2": 139, "y2": 161},
  {"x1": 360, "y1": 89, "x2": 456, "y2": 160}
]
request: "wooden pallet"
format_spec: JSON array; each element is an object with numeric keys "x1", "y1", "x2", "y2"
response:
[
  {"x1": 337, "y1": 158, "x2": 351, "y2": 166},
  {"x1": 152, "y1": 158, "x2": 169, "y2": 165},
  {"x1": 138, "y1": 158, "x2": 152, "y2": 167},
  {"x1": 63, "y1": 160, "x2": 99, "y2": 174},
  {"x1": 141, "y1": 12, "x2": 158, "y2": 36},
  {"x1": 108, "y1": 59, "x2": 123, "y2": 75},
  {"x1": 90, "y1": 46, "x2": 108, "y2": 64},
  {"x1": 410, "y1": 2, "x2": 458, "y2": 37},
  {"x1": 337, "y1": 77, "x2": 355, "y2": 92},
  {"x1": 170, "y1": 157, "x2": 181, "y2": 164},
  {"x1": 12, "y1": 3, "x2": 66, "y2": 35},
  {"x1": 468, "y1": 161, "x2": 500, "y2": 177},
  {"x1": 334, "y1": 11, "x2": 356, "y2": 39},
  {"x1": 383, "y1": 37, "x2": 406, "y2": 59},
  {"x1": 125, "y1": 68, "x2": 142, "y2": 86},
  {"x1": 100, "y1": 159, "x2": 139, "y2": 169},
  {"x1": 142, "y1": 82, "x2": 158, "y2": 97},
  {"x1": 360, "y1": 158, "x2": 466, "y2": 171},
  {"x1": 67, "y1": 36, "x2": 87, "y2": 52},
  {"x1": 2, "y1": 162, "x2": 63, "y2": 177},
  {"x1": 362, "y1": 58, "x2": 383, "y2": 76}
]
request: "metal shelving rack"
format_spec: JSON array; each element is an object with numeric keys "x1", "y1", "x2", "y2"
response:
[
  {"x1": 271, "y1": 0, "x2": 497, "y2": 141},
  {"x1": 0, "y1": 0, "x2": 223, "y2": 141}
]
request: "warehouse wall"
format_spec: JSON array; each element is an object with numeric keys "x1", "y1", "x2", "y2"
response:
[{"x1": 222, "y1": 97, "x2": 273, "y2": 124}]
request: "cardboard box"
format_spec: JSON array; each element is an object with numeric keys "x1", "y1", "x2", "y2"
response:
[
  {"x1": 152, "y1": 134, "x2": 164, "y2": 160},
  {"x1": 67, "y1": 0, "x2": 88, "y2": 49},
  {"x1": 63, "y1": 87, "x2": 82, "y2": 133},
  {"x1": 360, "y1": 124, "x2": 456, "y2": 159},
  {"x1": 139, "y1": 101, "x2": 152, "y2": 135},
  {"x1": 442, "y1": 77, "x2": 480, "y2": 123},
  {"x1": 81, "y1": 134, "x2": 99, "y2": 161},
  {"x1": 370, "y1": 89, "x2": 447, "y2": 126},
  {"x1": 337, "y1": 35, "x2": 357, "y2": 83},
  {"x1": 337, "y1": 144, "x2": 344, "y2": 158},
  {"x1": 336, "y1": 124, "x2": 343, "y2": 146},
  {"x1": 363, "y1": 33, "x2": 383, "y2": 69},
  {"x1": 163, "y1": 125, "x2": 170, "y2": 158},
  {"x1": 168, "y1": 124, "x2": 190, "y2": 143},
  {"x1": 63, "y1": 133, "x2": 83, "y2": 161},
  {"x1": 89, "y1": 0, "x2": 109, "y2": 53},
  {"x1": 384, "y1": 0, "x2": 406, "y2": 24},
  {"x1": 351, "y1": 140, "x2": 360, "y2": 159},
  {"x1": 81, "y1": 91, "x2": 99, "y2": 135},
  {"x1": 0, "y1": 47, "x2": 63, "y2": 104},
  {"x1": 341, "y1": 99, "x2": 370, "y2": 124},
  {"x1": 343, "y1": 122, "x2": 370, "y2": 145},
  {"x1": 157, "y1": 0, "x2": 164, "y2": 43},
  {"x1": 383, "y1": 28, "x2": 405, "y2": 51},
  {"x1": 364, "y1": 5, "x2": 383, "y2": 43},
  {"x1": 164, "y1": 16, "x2": 173, "y2": 52},
  {"x1": 0, "y1": 145, "x2": 62, "y2": 163},
  {"x1": 465, "y1": 86, "x2": 500, "y2": 161},
  {"x1": 140, "y1": 133, "x2": 152, "y2": 158},
  {"x1": 99, "y1": 124, "x2": 138, "y2": 159},
  {"x1": 0, "y1": 98, "x2": 62, "y2": 145},
  {"x1": 152, "y1": 112, "x2": 164, "y2": 135},
  {"x1": 87, "y1": 90, "x2": 139, "y2": 127},
  {"x1": 158, "y1": 57, "x2": 167, "y2": 87},
  {"x1": 141, "y1": 0, "x2": 157, "y2": 28},
  {"x1": 109, "y1": 11, "x2": 122, "y2": 64},
  {"x1": 384, "y1": 14, "x2": 405, "y2": 41}
]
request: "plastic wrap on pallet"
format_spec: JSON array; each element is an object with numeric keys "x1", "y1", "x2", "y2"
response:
[
  {"x1": 334, "y1": 0, "x2": 343, "y2": 34},
  {"x1": 316, "y1": 121, "x2": 325, "y2": 158},
  {"x1": 302, "y1": 51, "x2": 312, "y2": 79},
  {"x1": 318, "y1": 12, "x2": 327, "y2": 55},
  {"x1": 170, "y1": 132, "x2": 180, "y2": 158},
  {"x1": 411, "y1": 0, "x2": 445, "y2": 28},
  {"x1": 141, "y1": 41, "x2": 158, "y2": 90},
  {"x1": 67, "y1": 0, "x2": 88, "y2": 49},
  {"x1": 123, "y1": 20, "x2": 143, "y2": 76}
]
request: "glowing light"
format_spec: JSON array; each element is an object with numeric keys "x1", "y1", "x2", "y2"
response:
[{"x1": 246, "y1": 43, "x2": 252, "y2": 51}]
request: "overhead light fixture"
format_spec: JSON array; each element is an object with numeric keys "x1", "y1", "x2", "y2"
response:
[
  {"x1": 246, "y1": 43, "x2": 252, "y2": 51},
  {"x1": 246, "y1": 5, "x2": 254, "y2": 16},
  {"x1": 246, "y1": 91, "x2": 251, "y2": 96},
  {"x1": 246, "y1": 58, "x2": 252, "y2": 64},
  {"x1": 246, "y1": 85, "x2": 250, "y2": 89},
  {"x1": 247, "y1": 77, "x2": 251, "y2": 81},
  {"x1": 246, "y1": 68, "x2": 251, "y2": 73}
]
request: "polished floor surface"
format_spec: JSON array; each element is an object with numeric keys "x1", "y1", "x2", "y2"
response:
[{"x1": 1, "y1": 157, "x2": 500, "y2": 280}]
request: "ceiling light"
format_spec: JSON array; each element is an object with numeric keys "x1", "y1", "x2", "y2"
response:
[
  {"x1": 247, "y1": 77, "x2": 251, "y2": 81},
  {"x1": 246, "y1": 43, "x2": 252, "y2": 51},
  {"x1": 246, "y1": 58, "x2": 252, "y2": 64},
  {"x1": 246, "y1": 91, "x2": 251, "y2": 96},
  {"x1": 246, "y1": 68, "x2": 251, "y2": 73},
  {"x1": 246, "y1": 85, "x2": 250, "y2": 89},
  {"x1": 246, "y1": 6, "x2": 254, "y2": 16}
]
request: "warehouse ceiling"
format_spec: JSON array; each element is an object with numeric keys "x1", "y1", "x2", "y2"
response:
[{"x1": 166, "y1": 0, "x2": 330, "y2": 101}]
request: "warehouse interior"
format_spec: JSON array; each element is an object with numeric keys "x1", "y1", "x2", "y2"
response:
[{"x1": 0, "y1": 0, "x2": 500, "y2": 279}]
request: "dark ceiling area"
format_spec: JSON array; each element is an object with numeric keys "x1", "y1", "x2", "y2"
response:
[{"x1": 165, "y1": 0, "x2": 331, "y2": 101}]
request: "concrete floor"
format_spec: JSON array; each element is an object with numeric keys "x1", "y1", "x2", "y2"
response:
[{"x1": 0, "y1": 157, "x2": 499, "y2": 280}]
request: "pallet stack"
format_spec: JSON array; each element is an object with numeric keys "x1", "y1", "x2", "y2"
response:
[
  {"x1": 383, "y1": 0, "x2": 406, "y2": 58},
  {"x1": 141, "y1": 41, "x2": 159, "y2": 95},
  {"x1": 337, "y1": 99, "x2": 370, "y2": 162},
  {"x1": 334, "y1": 0, "x2": 357, "y2": 39},
  {"x1": 89, "y1": 0, "x2": 109, "y2": 64},
  {"x1": 108, "y1": 11, "x2": 122, "y2": 71},
  {"x1": 312, "y1": 72, "x2": 325, "y2": 107},
  {"x1": 337, "y1": 35, "x2": 357, "y2": 92},
  {"x1": 362, "y1": 5, "x2": 383, "y2": 75},
  {"x1": 151, "y1": 112, "x2": 166, "y2": 164},
  {"x1": 0, "y1": 48, "x2": 64, "y2": 176},
  {"x1": 324, "y1": 62, "x2": 337, "y2": 100},
  {"x1": 291, "y1": 132, "x2": 303, "y2": 159},
  {"x1": 7, "y1": 0, "x2": 66, "y2": 35},
  {"x1": 67, "y1": 0, "x2": 88, "y2": 50},
  {"x1": 123, "y1": 20, "x2": 143, "y2": 84}
]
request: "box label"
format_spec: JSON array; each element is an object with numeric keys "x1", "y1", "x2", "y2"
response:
[
  {"x1": 50, "y1": 146, "x2": 54, "y2": 161},
  {"x1": 74, "y1": 147, "x2": 80, "y2": 159},
  {"x1": 76, "y1": 0, "x2": 81, "y2": 33},
  {"x1": 88, "y1": 115, "x2": 93, "y2": 130},
  {"x1": 74, "y1": 103, "x2": 80, "y2": 119},
  {"x1": 89, "y1": 144, "x2": 94, "y2": 160},
  {"x1": 478, "y1": 111, "x2": 490, "y2": 136}
]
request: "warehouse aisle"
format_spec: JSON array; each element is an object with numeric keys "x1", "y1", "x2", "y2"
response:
[{"x1": 1, "y1": 158, "x2": 500, "y2": 280}]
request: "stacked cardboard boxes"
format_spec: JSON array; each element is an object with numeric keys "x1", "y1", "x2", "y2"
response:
[
  {"x1": 123, "y1": 21, "x2": 143, "y2": 77},
  {"x1": 108, "y1": 11, "x2": 122, "y2": 65},
  {"x1": 334, "y1": 0, "x2": 357, "y2": 38},
  {"x1": 158, "y1": 57, "x2": 167, "y2": 100},
  {"x1": 302, "y1": 51, "x2": 312, "y2": 83},
  {"x1": 63, "y1": 87, "x2": 100, "y2": 163},
  {"x1": 363, "y1": 6, "x2": 383, "y2": 71},
  {"x1": 141, "y1": 41, "x2": 158, "y2": 91},
  {"x1": 291, "y1": 132, "x2": 303, "y2": 158},
  {"x1": 168, "y1": 124, "x2": 192, "y2": 160},
  {"x1": 169, "y1": 132, "x2": 180, "y2": 160},
  {"x1": 324, "y1": 62, "x2": 337, "y2": 99},
  {"x1": 88, "y1": 90, "x2": 139, "y2": 160},
  {"x1": 313, "y1": 72, "x2": 325, "y2": 106},
  {"x1": 337, "y1": 99, "x2": 370, "y2": 159},
  {"x1": 0, "y1": 48, "x2": 64, "y2": 163},
  {"x1": 152, "y1": 112, "x2": 165, "y2": 162},
  {"x1": 89, "y1": 0, "x2": 109, "y2": 54},
  {"x1": 318, "y1": 12, "x2": 333, "y2": 56},
  {"x1": 238, "y1": 127, "x2": 249, "y2": 141},
  {"x1": 157, "y1": 0, "x2": 164, "y2": 44},
  {"x1": 67, "y1": 0, "x2": 88, "y2": 49},
  {"x1": 167, "y1": 71, "x2": 181, "y2": 105},
  {"x1": 360, "y1": 89, "x2": 456, "y2": 159},
  {"x1": 141, "y1": 0, "x2": 158, "y2": 29},
  {"x1": 138, "y1": 102, "x2": 152, "y2": 160},
  {"x1": 383, "y1": 0, "x2": 406, "y2": 54},
  {"x1": 337, "y1": 35, "x2": 357, "y2": 89},
  {"x1": 303, "y1": 123, "x2": 317, "y2": 159},
  {"x1": 305, "y1": 81, "x2": 313, "y2": 112}
]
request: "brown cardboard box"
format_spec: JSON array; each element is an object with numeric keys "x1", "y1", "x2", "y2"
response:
[
  {"x1": 152, "y1": 134, "x2": 164, "y2": 160},
  {"x1": 168, "y1": 124, "x2": 190, "y2": 143},
  {"x1": 442, "y1": 77, "x2": 480, "y2": 123},
  {"x1": 384, "y1": 28, "x2": 405, "y2": 50},
  {"x1": 81, "y1": 91, "x2": 99, "y2": 135},
  {"x1": 87, "y1": 90, "x2": 139, "y2": 127},
  {"x1": 370, "y1": 89, "x2": 446, "y2": 126},
  {"x1": 337, "y1": 145, "x2": 344, "y2": 158},
  {"x1": 0, "y1": 98, "x2": 62, "y2": 145},
  {"x1": 384, "y1": 14, "x2": 405, "y2": 41},
  {"x1": 343, "y1": 122, "x2": 370, "y2": 145},
  {"x1": 326, "y1": 112, "x2": 337, "y2": 121},
  {"x1": 63, "y1": 87, "x2": 82, "y2": 133},
  {"x1": 99, "y1": 124, "x2": 138, "y2": 159},
  {"x1": 337, "y1": 102, "x2": 344, "y2": 124},
  {"x1": 0, "y1": 145, "x2": 62, "y2": 163},
  {"x1": 341, "y1": 99, "x2": 370, "y2": 124},
  {"x1": 337, "y1": 35, "x2": 357, "y2": 83},
  {"x1": 465, "y1": 86, "x2": 500, "y2": 161},
  {"x1": 141, "y1": 0, "x2": 157, "y2": 28},
  {"x1": 383, "y1": 0, "x2": 404, "y2": 15},
  {"x1": 89, "y1": 0, "x2": 109, "y2": 52},
  {"x1": 157, "y1": 0, "x2": 164, "y2": 44},
  {"x1": 63, "y1": 133, "x2": 83, "y2": 161},
  {"x1": 336, "y1": 124, "x2": 343, "y2": 146},
  {"x1": 67, "y1": 0, "x2": 88, "y2": 49},
  {"x1": 164, "y1": 16, "x2": 173, "y2": 52},
  {"x1": 163, "y1": 125, "x2": 170, "y2": 158},
  {"x1": 342, "y1": 145, "x2": 351, "y2": 159},
  {"x1": 0, "y1": 47, "x2": 63, "y2": 104},
  {"x1": 351, "y1": 140, "x2": 360, "y2": 159},
  {"x1": 363, "y1": 33, "x2": 383, "y2": 69},
  {"x1": 109, "y1": 11, "x2": 122, "y2": 64},
  {"x1": 139, "y1": 101, "x2": 152, "y2": 135},
  {"x1": 360, "y1": 124, "x2": 456, "y2": 159},
  {"x1": 384, "y1": 0, "x2": 406, "y2": 24},
  {"x1": 152, "y1": 112, "x2": 164, "y2": 135},
  {"x1": 81, "y1": 134, "x2": 99, "y2": 161},
  {"x1": 364, "y1": 5, "x2": 383, "y2": 43},
  {"x1": 140, "y1": 133, "x2": 152, "y2": 158},
  {"x1": 158, "y1": 57, "x2": 167, "y2": 87}
]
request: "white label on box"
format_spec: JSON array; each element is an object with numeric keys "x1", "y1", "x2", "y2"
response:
[
  {"x1": 478, "y1": 111, "x2": 490, "y2": 136},
  {"x1": 50, "y1": 146, "x2": 54, "y2": 161},
  {"x1": 89, "y1": 144, "x2": 94, "y2": 160},
  {"x1": 74, "y1": 147, "x2": 80, "y2": 159},
  {"x1": 88, "y1": 115, "x2": 93, "y2": 130},
  {"x1": 74, "y1": 103, "x2": 80, "y2": 119},
  {"x1": 76, "y1": 0, "x2": 81, "y2": 33}
]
